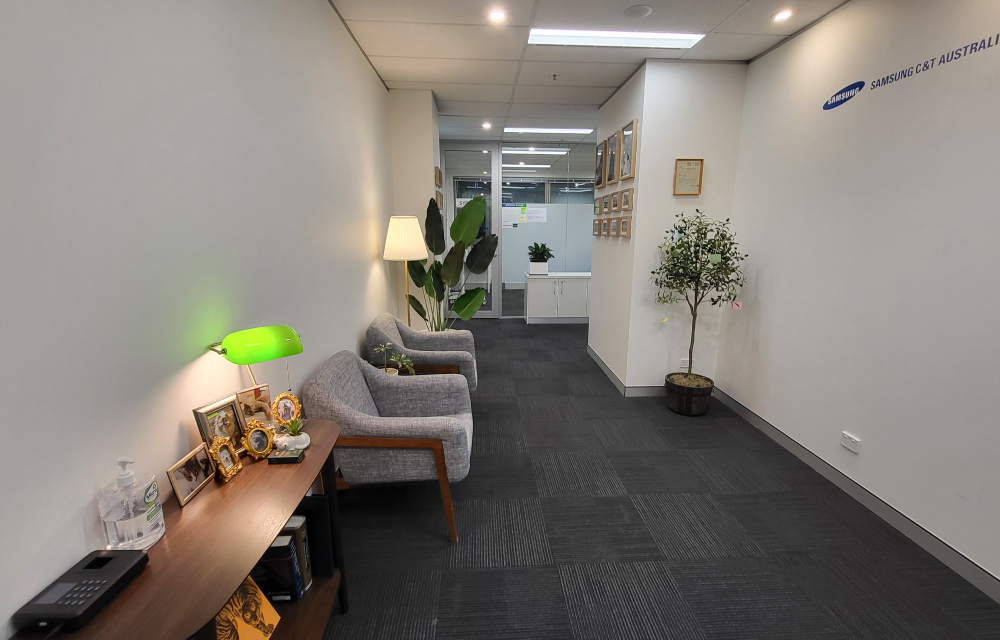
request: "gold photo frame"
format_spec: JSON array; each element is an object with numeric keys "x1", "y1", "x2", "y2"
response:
[
  {"x1": 594, "y1": 141, "x2": 606, "y2": 189},
  {"x1": 194, "y1": 395, "x2": 247, "y2": 456},
  {"x1": 593, "y1": 219, "x2": 601, "y2": 236},
  {"x1": 271, "y1": 391, "x2": 302, "y2": 427},
  {"x1": 621, "y1": 187, "x2": 634, "y2": 211},
  {"x1": 243, "y1": 419, "x2": 275, "y2": 460},
  {"x1": 167, "y1": 444, "x2": 215, "y2": 507},
  {"x1": 606, "y1": 131, "x2": 619, "y2": 186},
  {"x1": 208, "y1": 437, "x2": 242, "y2": 483},
  {"x1": 611, "y1": 191, "x2": 620, "y2": 212},
  {"x1": 620, "y1": 216, "x2": 632, "y2": 238},
  {"x1": 619, "y1": 119, "x2": 637, "y2": 180}
]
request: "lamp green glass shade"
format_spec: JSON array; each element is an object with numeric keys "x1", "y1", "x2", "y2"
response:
[{"x1": 219, "y1": 325, "x2": 302, "y2": 365}]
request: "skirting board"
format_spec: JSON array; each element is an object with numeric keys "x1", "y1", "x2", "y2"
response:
[
  {"x1": 586, "y1": 343, "x2": 1000, "y2": 604},
  {"x1": 527, "y1": 317, "x2": 588, "y2": 325}
]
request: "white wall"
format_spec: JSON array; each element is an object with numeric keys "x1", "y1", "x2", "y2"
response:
[
  {"x1": 0, "y1": 1, "x2": 395, "y2": 634},
  {"x1": 625, "y1": 61, "x2": 747, "y2": 387},
  {"x1": 717, "y1": 0, "x2": 1000, "y2": 577},
  {"x1": 588, "y1": 66, "x2": 645, "y2": 381}
]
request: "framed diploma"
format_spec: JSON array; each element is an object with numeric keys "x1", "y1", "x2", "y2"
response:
[{"x1": 673, "y1": 159, "x2": 704, "y2": 195}]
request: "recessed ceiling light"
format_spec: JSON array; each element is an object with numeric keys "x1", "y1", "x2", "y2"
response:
[
  {"x1": 483, "y1": 171, "x2": 488, "y2": 174},
  {"x1": 482, "y1": 122, "x2": 492, "y2": 129},
  {"x1": 773, "y1": 10, "x2": 792, "y2": 21},
  {"x1": 489, "y1": 10, "x2": 506, "y2": 21},
  {"x1": 503, "y1": 163, "x2": 551, "y2": 168},
  {"x1": 528, "y1": 28, "x2": 703, "y2": 49},
  {"x1": 504, "y1": 127, "x2": 593, "y2": 134},
  {"x1": 482, "y1": 149, "x2": 489, "y2": 153},
  {"x1": 623, "y1": 4, "x2": 653, "y2": 18}
]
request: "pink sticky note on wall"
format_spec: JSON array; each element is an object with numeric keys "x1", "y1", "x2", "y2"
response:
[{"x1": 731, "y1": 301, "x2": 742, "y2": 309}]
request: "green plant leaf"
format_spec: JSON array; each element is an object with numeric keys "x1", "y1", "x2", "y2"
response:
[
  {"x1": 466, "y1": 234, "x2": 498, "y2": 274},
  {"x1": 450, "y1": 196, "x2": 486, "y2": 246},
  {"x1": 407, "y1": 294, "x2": 426, "y2": 320},
  {"x1": 441, "y1": 242, "x2": 466, "y2": 287},
  {"x1": 423, "y1": 261, "x2": 437, "y2": 297},
  {"x1": 430, "y1": 263, "x2": 445, "y2": 301},
  {"x1": 408, "y1": 259, "x2": 427, "y2": 287},
  {"x1": 425, "y1": 198, "x2": 446, "y2": 255},
  {"x1": 452, "y1": 288, "x2": 486, "y2": 320}
]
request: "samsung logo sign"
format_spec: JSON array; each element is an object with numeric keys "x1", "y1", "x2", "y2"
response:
[{"x1": 823, "y1": 81, "x2": 865, "y2": 110}]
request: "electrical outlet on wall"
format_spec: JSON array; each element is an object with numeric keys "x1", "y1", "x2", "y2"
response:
[
  {"x1": 680, "y1": 357, "x2": 690, "y2": 368},
  {"x1": 841, "y1": 431, "x2": 861, "y2": 453}
]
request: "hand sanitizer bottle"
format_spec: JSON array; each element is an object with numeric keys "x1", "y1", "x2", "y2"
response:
[{"x1": 98, "y1": 457, "x2": 166, "y2": 551}]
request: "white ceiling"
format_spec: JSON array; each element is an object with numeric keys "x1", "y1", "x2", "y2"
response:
[{"x1": 334, "y1": 0, "x2": 846, "y2": 142}]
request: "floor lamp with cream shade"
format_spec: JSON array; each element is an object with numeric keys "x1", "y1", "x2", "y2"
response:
[{"x1": 384, "y1": 216, "x2": 428, "y2": 327}]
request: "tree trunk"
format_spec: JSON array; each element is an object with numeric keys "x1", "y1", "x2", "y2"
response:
[{"x1": 688, "y1": 305, "x2": 698, "y2": 374}]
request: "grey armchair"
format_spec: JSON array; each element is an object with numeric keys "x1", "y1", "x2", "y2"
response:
[
  {"x1": 366, "y1": 313, "x2": 478, "y2": 392},
  {"x1": 302, "y1": 350, "x2": 473, "y2": 541}
]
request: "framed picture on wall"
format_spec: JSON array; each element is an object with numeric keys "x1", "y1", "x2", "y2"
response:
[
  {"x1": 620, "y1": 216, "x2": 632, "y2": 238},
  {"x1": 621, "y1": 188, "x2": 633, "y2": 211},
  {"x1": 610, "y1": 218, "x2": 619, "y2": 237},
  {"x1": 606, "y1": 132, "x2": 619, "y2": 185},
  {"x1": 593, "y1": 219, "x2": 601, "y2": 236},
  {"x1": 674, "y1": 159, "x2": 704, "y2": 195},
  {"x1": 434, "y1": 166, "x2": 443, "y2": 188},
  {"x1": 611, "y1": 192, "x2": 620, "y2": 212},
  {"x1": 619, "y1": 119, "x2": 637, "y2": 180},
  {"x1": 435, "y1": 190, "x2": 444, "y2": 210},
  {"x1": 595, "y1": 141, "x2": 606, "y2": 189},
  {"x1": 602, "y1": 195, "x2": 610, "y2": 213},
  {"x1": 594, "y1": 198, "x2": 602, "y2": 216},
  {"x1": 601, "y1": 219, "x2": 609, "y2": 235}
]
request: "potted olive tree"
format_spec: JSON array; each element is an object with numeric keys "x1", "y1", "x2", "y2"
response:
[
  {"x1": 528, "y1": 242, "x2": 554, "y2": 274},
  {"x1": 651, "y1": 210, "x2": 746, "y2": 416}
]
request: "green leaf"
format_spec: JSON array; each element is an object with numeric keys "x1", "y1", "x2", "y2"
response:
[
  {"x1": 423, "y1": 261, "x2": 437, "y2": 298},
  {"x1": 430, "y1": 263, "x2": 445, "y2": 301},
  {"x1": 450, "y1": 196, "x2": 486, "y2": 246},
  {"x1": 408, "y1": 259, "x2": 427, "y2": 287},
  {"x1": 407, "y1": 295, "x2": 426, "y2": 321},
  {"x1": 425, "y1": 198, "x2": 446, "y2": 255},
  {"x1": 452, "y1": 288, "x2": 486, "y2": 320},
  {"x1": 441, "y1": 242, "x2": 465, "y2": 287},
  {"x1": 466, "y1": 234, "x2": 498, "y2": 274}
]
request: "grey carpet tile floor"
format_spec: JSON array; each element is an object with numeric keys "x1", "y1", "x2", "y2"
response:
[{"x1": 324, "y1": 319, "x2": 1000, "y2": 639}]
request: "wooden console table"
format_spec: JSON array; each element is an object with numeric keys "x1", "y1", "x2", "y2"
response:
[{"x1": 15, "y1": 419, "x2": 346, "y2": 640}]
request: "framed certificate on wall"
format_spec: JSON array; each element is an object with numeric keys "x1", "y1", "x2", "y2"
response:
[{"x1": 673, "y1": 159, "x2": 704, "y2": 195}]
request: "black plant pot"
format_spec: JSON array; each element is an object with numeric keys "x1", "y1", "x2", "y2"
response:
[{"x1": 664, "y1": 373, "x2": 714, "y2": 416}]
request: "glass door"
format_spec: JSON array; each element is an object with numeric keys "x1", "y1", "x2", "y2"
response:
[{"x1": 441, "y1": 142, "x2": 501, "y2": 318}]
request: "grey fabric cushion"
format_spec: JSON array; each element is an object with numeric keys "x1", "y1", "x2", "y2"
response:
[
  {"x1": 366, "y1": 312, "x2": 403, "y2": 358},
  {"x1": 302, "y1": 350, "x2": 473, "y2": 484}
]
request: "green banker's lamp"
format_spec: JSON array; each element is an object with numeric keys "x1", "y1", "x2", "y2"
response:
[{"x1": 207, "y1": 325, "x2": 303, "y2": 388}]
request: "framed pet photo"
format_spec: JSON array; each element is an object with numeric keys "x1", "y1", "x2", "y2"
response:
[
  {"x1": 611, "y1": 191, "x2": 620, "y2": 212},
  {"x1": 601, "y1": 219, "x2": 609, "y2": 235},
  {"x1": 610, "y1": 218, "x2": 620, "y2": 237},
  {"x1": 194, "y1": 395, "x2": 247, "y2": 456},
  {"x1": 237, "y1": 384, "x2": 272, "y2": 426},
  {"x1": 620, "y1": 187, "x2": 634, "y2": 211},
  {"x1": 271, "y1": 391, "x2": 302, "y2": 427},
  {"x1": 620, "y1": 216, "x2": 632, "y2": 238},
  {"x1": 208, "y1": 437, "x2": 242, "y2": 483},
  {"x1": 434, "y1": 166, "x2": 443, "y2": 188},
  {"x1": 619, "y1": 119, "x2": 637, "y2": 180},
  {"x1": 674, "y1": 158, "x2": 704, "y2": 195},
  {"x1": 167, "y1": 444, "x2": 215, "y2": 507},
  {"x1": 602, "y1": 195, "x2": 610, "y2": 214},
  {"x1": 243, "y1": 419, "x2": 275, "y2": 460},
  {"x1": 594, "y1": 141, "x2": 606, "y2": 189},
  {"x1": 606, "y1": 131, "x2": 619, "y2": 186},
  {"x1": 593, "y1": 219, "x2": 601, "y2": 236}
]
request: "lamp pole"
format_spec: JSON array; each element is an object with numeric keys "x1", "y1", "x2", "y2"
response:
[{"x1": 405, "y1": 260, "x2": 411, "y2": 327}]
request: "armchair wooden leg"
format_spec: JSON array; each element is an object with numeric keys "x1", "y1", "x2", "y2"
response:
[{"x1": 336, "y1": 436, "x2": 459, "y2": 542}]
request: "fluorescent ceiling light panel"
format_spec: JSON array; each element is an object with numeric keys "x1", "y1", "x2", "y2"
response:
[
  {"x1": 503, "y1": 163, "x2": 551, "y2": 168},
  {"x1": 502, "y1": 148, "x2": 568, "y2": 155},
  {"x1": 504, "y1": 127, "x2": 594, "y2": 134},
  {"x1": 504, "y1": 170, "x2": 537, "y2": 173},
  {"x1": 528, "y1": 28, "x2": 703, "y2": 49}
]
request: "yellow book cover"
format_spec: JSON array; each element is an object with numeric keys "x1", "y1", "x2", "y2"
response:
[{"x1": 216, "y1": 576, "x2": 280, "y2": 640}]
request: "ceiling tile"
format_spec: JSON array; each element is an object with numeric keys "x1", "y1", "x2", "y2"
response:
[
  {"x1": 438, "y1": 115, "x2": 507, "y2": 130},
  {"x1": 371, "y1": 57, "x2": 520, "y2": 84},
  {"x1": 334, "y1": 0, "x2": 536, "y2": 27},
  {"x1": 436, "y1": 101, "x2": 511, "y2": 116},
  {"x1": 517, "y1": 61, "x2": 639, "y2": 87},
  {"x1": 714, "y1": 0, "x2": 848, "y2": 36},
  {"x1": 508, "y1": 103, "x2": 598, "y2": 118},
  {"x1": 347, "y1": 22, "x2": 528, "y2": 60},
  {"x1": 512, "y1": 85, "x2": 616, "y2": 105},
  {"x1": 502, "y1": 131, "x2": 596, "y2": 144},
  {"x1": 504, "y1": 116, "x2": 597, "y2": 128},
  {"x1": 385, "y1": 81, "x2": 515, "y2": 102},
  {"x1": 681, "y1": 33, "x2": 786, "y2": 60},
  {"x1": 532, "y1": 0, "x2": 748, "y2": 33},
  {"x1": 524, "y1": 44, "x2": 685, "y2": 63}
]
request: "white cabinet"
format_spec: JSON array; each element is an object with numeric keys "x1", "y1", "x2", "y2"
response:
[{"x1": 525, "y1": 272, "x2": 590, "y2": 323}]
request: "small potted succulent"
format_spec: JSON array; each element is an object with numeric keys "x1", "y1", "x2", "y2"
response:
[
  {"x1": 528, "y1": 242, "x2": 554, "y2": 274},
  {"x1": 652, "y1": 210, "x2": 746, "y2": 416},
  {"x1": 274, "y1": 417, "x2": 310, "y2": 450}
]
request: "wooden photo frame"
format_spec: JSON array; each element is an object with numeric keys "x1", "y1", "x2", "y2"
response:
[
  {"x1": 193, "y1": 395, "x2": 247, "y2": 456},
  {"x1": 594, "y1": 141, "x2": 606, "y2": 189},
  {"x1": 619, "y1": 119, "x2": 637, "y2": 180},
  {"x1": 593, "y1": 219, "x2": 601, "y2": 236},
  {"x1": 606, "y1": 132, "x2": 619, "y2": 186},
  {"x1": 673, "y1": 159, "x2": 704, "y2": 195},
  {"x1": 167, "y1": 444, "x2": 215, "y2": 507},
  {"x1": 601, "y1": 219, "x2": 609, "y2": 236},
  {"x1": 242, "y1": 419, "x2": 275, "y2": 460},
  {"x1": 610, "y1": 218, "x2": 620, "y2": 237},
  {"x1": 620, "y1": 187, "x2": 634, "y2": 211},
  {"x1": 208, "y1": 437, "x2": 242, "y2": 483},
  {"x1": 594, "y1": 198, "x2": 602, "y2": 216},
  {"x1": 602, "y1": 195, "x2": 610, "y2": 214},
  {"x1": 434, "y1": 166, "x2": 443, "y2": 188},
  {"x1": 611, "y1": 191, "x2": 620, "y2": 212},
  {"x1": 237, "y1": 384, "x2": 272, "y2": 427},
  {"x1": 435, "y1": 190, "x2": 443, "y2": 210},
  {"x1": 619, "y1": 216, "x2": 632, "y2": 238}
]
